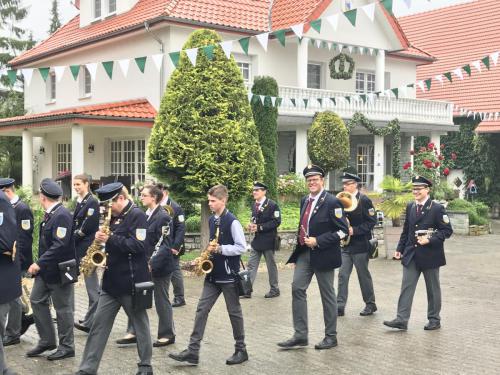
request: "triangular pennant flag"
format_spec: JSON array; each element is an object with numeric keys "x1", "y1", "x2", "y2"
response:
[
  {"x1": 259, "y1": 95, "x2": 265, "y2": 105},
  {"x1": 21, "y1": 68, "x2": 33, "y2": 86},
  {"x1": 326, "y1": 14, "x2": 339, "y2": 31},
  {"x1": 490, "y1": 51, "x2": 499, "y2": 66},
  {"x1": 271, "y1": 97, "x2": 277, "y2": 107},
  {"x1": 360, "y1": 94, "x2": 367, "y2": 103},
  {"x1": 344, "y1": 9, "x2": 357, "y2": 27},
  {"x1": 85, "y1": 63, "x2": 98, "y2": 81},
  {"x1": 407, "y1": 83, "x2": 415, "y2": 88},
  {"x1": 69, "y1": 65, "x2": 80, "y2": 80},
  {"x1": 338, "y1": 43, "x2": 344, "y2": 52},
  {"x1": 135, "y1": 57, "x2": 147, "y2": 73},
  {"x1": 403, "y1": 0, "x2": 412, "y2": 8},
  {"x1": 327, "y1": 42, "x2": 333, "y2": 50},
  {"x1": 151, "y1": 53, "x2": 164, "y2": 70},
  {"x1": 369, "y1": 48, "x2": 374, "y2": 56},
  {"x1": 361, "y1": 3, "x2": 376, "y2": 22},
  {"x1": 462, "y1": 64, "x2": 471, "y2": 76},
  {"x1": 54, "y1": 66, "x2": 65, "y2": 82},
  {"x1": 329, "y1": 97, "x2": 336, "y2": 106},
  {"x1": 291, "y1": 24, "x2": 304, "y2": 38},
  {"x1": 185, "y1": 48, "x2": 198, "y2": 66},
  {"x1": 481, "y1": 56, "x2": 490, "y2": 70},
  {"x1": 220, "y1": 41, "x2": 233, "y2": 59},
  {"x1": 345, "y1": 96, "x2": 351, "y2": 104},
  {"x1": 202, "y1": 45, "x2": 215, "y2": 60},
  {"x1": 303, "y1": 98, "x2": 308, "y2": 108},
  {"x1": 290, "y1": 98, "x2": 296, "y2": 107},
  {"x1": 39, "y1": 67, "x2": 50, "y2": 82},
  {"x1": 435, "y1": 74, "x2": 443, "y2": 86},
  {"x1": 391, "y1": 88, "x2": 399, "y2": 99},
  {"x1": 276, "y1": 97, "x2": 283, "y2": 107},
  {"x1": 317, "y1": 98, "x2": 323, "y2": 107},
  {"x1": 381, "y1": 0, "x2": 394, "y2": 15},
  {"x1": 444, "y1": 72, "x2": 452, "y2": 83},
  {"x1": 238, "y1": 37, "x2": 250, "y2": 55},
  {"x1": 118, "y1": 59, "x2": 130, "y2": 77},
  {"x1": 367, "y1": 93, "x2": 375, "y2": 104},
  {"x1": 310, "y1": 19, "x2": 322, "y2": 34},
  {"x1": 472, "y1": 60, "x2": 481, "y2": 73},
  {"x1": 247, "y1": 93, "x2": 253, "y2": 103},
  {"x1": 315, "y1": 40, "x2": 322, "y2": 48},
  {"x1": 424, "y1": 78, "x2": 432, "y2": 91},
  {"x1": 453, "y1": 68, "x2": 464, "y2": 80},
  {"x1": 102, "y1": 61, "x2": 114, "y2": 79},
  {"x1": 358, "y1": 46, "x2": 364, "y2": 55},
  {"x1": 274, "y1": 30, "x2": 286, "y2": 47},
  {"x1": 7, "y1": 69, "x2": 17, "y2": 85},
  {"x1": 169, "y1": 52, "x2": 180, "y2": 68},
  {"x1": 348, "y1": 45, "x2": 353, "y2": 54},
  {"x1": 256, "y1": 32, "x2": 269, "y2": 51}
]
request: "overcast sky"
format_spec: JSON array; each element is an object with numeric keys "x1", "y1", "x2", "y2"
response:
[{"x1": 20, "y1": 0, "x2": 474, "y2": 42}]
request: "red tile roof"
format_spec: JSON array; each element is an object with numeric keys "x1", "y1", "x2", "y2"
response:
[
  {"x1": 271, "y1": 0, "x2": 328, "y2": 31},
  {"x1": 0, "y1": 99, "x2": 156, "y2": 126},
  {"x1": 399, "y1": 0, "x2": 500, "y2": 133}
]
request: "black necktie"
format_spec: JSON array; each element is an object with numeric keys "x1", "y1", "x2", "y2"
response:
[
  {"x1": 44, "y1": 212, "x2": 50, "y2": 222},
  {"x1": 416, "y1": 204, "x2": 422, "y2": 216}
]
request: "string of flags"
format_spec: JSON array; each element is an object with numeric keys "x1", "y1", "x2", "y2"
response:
[{"x1": 453, "y1": 104, "x2": 500, "y2": 122}]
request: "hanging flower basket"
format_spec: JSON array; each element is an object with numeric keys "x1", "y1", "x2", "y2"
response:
[{"x1": 329, "y1": 53, "x2": 355, "y2": 80}]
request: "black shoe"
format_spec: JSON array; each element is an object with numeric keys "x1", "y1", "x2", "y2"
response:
[
  {"x1": 116, "y1": 336, "x2": 137, "y2": 345},
  {"x1": 314, "y1": 337, "x2": 338, "y2": 350},
  {"x1": 3, "y1": 336, "x2": 20, "y2": 347},
  {"x1": 136, "y1": 370, "x2": 153, "y2": 375},
  {"x1": 240, "y1": 293, "x2": 251, "y2": 299},
  {"x1": 75, "y1": 371, "x2": 93, "y2": 375},
  {"x1": 424, "y1": 321, "x2": 441, "y2": 331},
  {"x1": 360, "y1": 304, "x2": 378, "y2": 316},
  {"x1": 226, "y1": 349, "x2": 248, "y2": 365},
  {"x1": 337, "y1": 307, "x2": 345, "y2": 316},
  {"x1": 169, "y1": 349, "x2": 199, "y2": 365},
  {"x1": 153, "y1": 337, "x2": 175, "y2": 347},
  {"x1": 264, "y1": 290, "x2": 280, "y2": 298},
  {"x1": 172, "y1": 298, "x2": 186, "y2": 308},
  {"x1": 47, "y1": 349, "x2": 75, "y2": 361},
  {"x1": 383, "y1": 319, "x2": 408, "y2": 330},
  {"x1": 277, "y1": 337, "x2": 308, "y2": 348},
  {"x1": 74, "y1": 322, "x2": 90, "y2": 333},
  {"x1": 26, "y1": 344, "x2": 57, "y2": 357}
]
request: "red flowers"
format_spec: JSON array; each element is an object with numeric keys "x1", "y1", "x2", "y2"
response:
[
  {"x1": 438, "y1": 155, "x2": 444, "y2": 160},
  {"x1": 427, "y1": 142, "x2": 435, "y2": 150},
  {"x1": 403, "y1": 162, "x2": 412, "y2": 170},
  {"x1": 422, "y1": 159, "x2": 433, "y2": 169},
  {"x1": 443, "y1": 168, "x2": 450, "y2": 176}
]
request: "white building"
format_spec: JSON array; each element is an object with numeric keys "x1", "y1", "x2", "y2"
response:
[{"x1": 1, "y1": 0, "x2": 456, "y2": 195}]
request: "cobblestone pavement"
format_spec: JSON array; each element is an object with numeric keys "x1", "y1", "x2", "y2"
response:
[{"x1": 5, "y1": 223, "x2": 500, "y2": 375}]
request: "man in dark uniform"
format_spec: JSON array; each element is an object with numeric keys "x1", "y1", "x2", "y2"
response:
[
  {"x1": 77, "y1": 183, "x2": 153, "y2": 375},
  {"x1": 117, "y1": 184, "x2": 175, "y2": 348},
  {"x1": 72, "y1": 174, "x2": 100, "y2": 333},
  {"x1": 278, "y1": 165, "x2": 349, "y2": 350},
  {"x1": 337, "y1": 173, "x2": 377, "y2": 317},
  {"x1": 158, "y1": 184, "x2": 186, "y2": 307},
  {"x1": 0, "y1": 178, "x2": 34, "y2": 346},
  {"x1": 246, "y1": 181, "x2": 281, "y2": 298},
  {"x1": 0, "y1": 189, "x2": 21, "y2": 375},
  {"x1": 169, "y1": 184, "x2": 248, "y2": 366},
  {"x1": 384, "y1": 176, "x2": 453, "y2": 331},
  {"x1": 27, "y1": 178, "x2": 76, "y2": 361}
]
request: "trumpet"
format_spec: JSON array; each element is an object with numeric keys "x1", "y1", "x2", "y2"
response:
[
  {"x1": 193, "y1": 228, "x2": 219, "y2": 276},
  {"x1": 336, "y1": 191, "x2": 358, "y2": 247}
]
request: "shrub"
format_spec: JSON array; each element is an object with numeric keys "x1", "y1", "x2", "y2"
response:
[
  {"x1": 447, "y1": 199, "x2": 489, "y2": 225},
  {"x1": 185, "y1": 215, "x2": 201, "y2": 232},
  {"x1": 277, "y1": 173, "x2": 308, "y2": 200}
]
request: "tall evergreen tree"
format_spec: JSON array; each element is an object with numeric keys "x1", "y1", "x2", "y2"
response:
[{"x1": 49, "y1": 0, "x2": 62, "y2": 34}]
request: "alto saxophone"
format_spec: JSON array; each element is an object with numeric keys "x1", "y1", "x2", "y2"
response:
[
  {"x1": 79, "y1": 202, "x2": 112, "y2": 277},
  {"x1": 193, "y1": 228, "x2": 219, "y2": 276}
]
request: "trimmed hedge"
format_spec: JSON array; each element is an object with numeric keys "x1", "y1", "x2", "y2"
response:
[{"x1": 447, "y1": 199, "x2": 489, "y2": 225}]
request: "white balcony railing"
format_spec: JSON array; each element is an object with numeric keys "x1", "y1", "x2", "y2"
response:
[{"x1": 249, "y1": 85, "x2": 454, "y2": 125}]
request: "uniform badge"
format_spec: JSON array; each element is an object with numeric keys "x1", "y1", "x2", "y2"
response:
[
  {"x1": 368, "y1": 208, "x2": 375, "y2": 216},
  {"x1": 0, "y1": 212, "x2": 3, "y2": 226},
  {"x1": 274, "y1": 210, "x2": 280, "y2": 218},
  {"x1": 136, "y1": 228, "x2": 147, "y2": 241},
  {"x1": 87, "y1": 208, "x2": 94, "y2": 217},
  {"x1": 335, "y1": 208, "x2": 343, "y2": 218},
  {"x1": 443, "y1": 214, "x2": 450, "y2": 224},
  {"x1": 56, "y1": 227, "x2": 67, "y2": 239},
  {"x1": 21, "y1": 219, "x2": 31, "y2": 230},
  {"x1": 178, "y1": 214, "x2": 185, "y2": 223}
]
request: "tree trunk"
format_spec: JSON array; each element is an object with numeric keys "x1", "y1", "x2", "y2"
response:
[{"x1": 200, "y1": 200, "x2": 211, "y2": 250}]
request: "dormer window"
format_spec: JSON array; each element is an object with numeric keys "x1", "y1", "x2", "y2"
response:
[
  {"x1": 108, "y1": 0, "x2": 116, "y2": 14},
  {"x1": 93, "y1": 0, "x2": 102, "y2": 19}
]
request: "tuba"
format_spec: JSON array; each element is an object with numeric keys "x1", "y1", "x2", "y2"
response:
[
  {"x1": 193, "y1": 228, "x2": 219, "y2": 276},
  {"x1": 336, "y1": 191, "x2": 358, "y2": 247},
  {"x1": 79, "y1": 202, "x2": 112, "y2": 277}
]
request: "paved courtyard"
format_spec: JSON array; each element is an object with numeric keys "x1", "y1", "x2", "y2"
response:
[{"x1": 5, "y1": 222, "x2": 500, "y2": 375}]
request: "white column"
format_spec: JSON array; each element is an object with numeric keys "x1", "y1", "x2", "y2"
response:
[
  {"x1": 373, "y1": 135, "x2": 385, "y2": 192},
  {"x1": 430, "y1": 131, "x2": 441, "y2": 151},
  {"x1": 410, "y1": 135, "x2": 415, "y2": 170},
  {"x1": 375, "y1": 49, "x2": 385, "y2": 92},
  {"x1": 144, "y1": 132, "x2": 153, "y2": 182},
  {"x1": 297, "y1": 37, "x2": 309, "y2": 88},
  {"x1": 295, "y1": 128, "x2": 309, "y2": 175},
  {"x1": 22, "y1": 129, "x2": 33, "y2": 189},
  {"x1": 71, "y1": 124, "x2": 84, "y2": 197}
]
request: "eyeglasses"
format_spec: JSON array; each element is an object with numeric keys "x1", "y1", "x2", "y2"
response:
[
  {"x1": 306, "y1": 178, "x2": 322, "y2": 183},
  {"x1": 140, "y1": 193, "x2": 151, "y2": 198},
  {"x1": 412, "y1": 187, "x2": 427, "y2": 191}
]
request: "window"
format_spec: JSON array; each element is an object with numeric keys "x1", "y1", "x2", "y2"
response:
[
  {"x1": 357, "y1": 144, "x2": 374, "y2": 189},
  {"x1": 110, "y1": 139, "x2": 146, "y2": 186},
  {"x1": 94, "y1": 0, "x2": 102, "y2": 19},
  {"x1": 356, "y1": 71, "x2": 376, "y2": 94},
  {"x1": 237, "y1": 62, "x2": 251, "y2": 83},
  {"x1": 56, "y1": 143, "x2": 72, "y2": 174},
  {"x1": 108, "y1": 0, "x2": 116, "y2": 13},
  {"x1": 79, "y1": 66, "x2": 92, "y2": 97},
  {"x1": 46, "y1": 71, "x2": 56, "y2": 102},
  {"x1": 307, "y1": 63, "x2": 321, "y2": 89}
]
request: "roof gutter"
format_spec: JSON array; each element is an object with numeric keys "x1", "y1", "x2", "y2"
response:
[{"x1": 0, "y1": 114, "x2": 155, "y2": 127}]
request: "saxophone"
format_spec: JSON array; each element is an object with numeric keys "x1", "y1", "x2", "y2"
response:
[
  {"x1": 79, "y1": 203, "x2": 112, "y2": 277},
  {"x1": 193, "y1": 228, "x2": 219, "y2": 276}
]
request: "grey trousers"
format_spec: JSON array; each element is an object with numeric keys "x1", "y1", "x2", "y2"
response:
[
  {"x1": 337, "y1": 250, "x2": 376, "y2": 308},
  {"x1": 292, "y1": 251, "x2": 337, "y2": 340},
  {"x1": 30, "y1": 277, "x2": 74, "y2": 351},
  {"x1": 5, "y1": 298, "x2": 22, "y2": 339},
  {"x1": 79, "y1": 291, "x2": 152, "y2": 374},
  {"x1": 170, "y1": 257, "x2": 185, "y2": 299},
  {"x1": 188, "y1": 281, "x2": 245, "y2": 354},
  {"x1": 396, "y1": 259, "x2": 441, "y2": 323},
  {"x1": 81, "y1": 272, "x2": 99, "y2": 328},
  {"x1": 1, "y1": 303, "x2": 12, "y2": 374},
  {"x1": 127, "y1": 275, "x2": 175, "y2": 339},
  {"x1": 247, "y1": 249, "x2": 279, "y2": 292}
]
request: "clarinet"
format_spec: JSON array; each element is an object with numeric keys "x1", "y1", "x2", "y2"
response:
[{"x1": 151, "y1": 222, "x2": 171, "y2": 260}]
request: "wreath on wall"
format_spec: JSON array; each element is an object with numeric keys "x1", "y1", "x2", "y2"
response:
[{"x1": 329, "y1": 53, "x2": 355, "y2": 80}]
